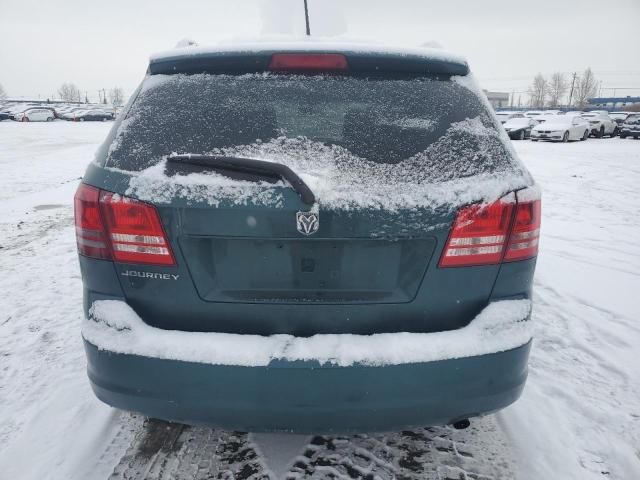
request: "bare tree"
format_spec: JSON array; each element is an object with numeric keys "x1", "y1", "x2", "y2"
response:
[
  {"x1": 0, "y1": 82, "x2": 6, "y2": 99},
  {"x1": 547, "y1": 72, "x2": 568, "y2": 107},
  {"x1": 574, "y1": 68, "x2": 598, "y2": 108},
  {"x1": 528, "y1": 74, "x2": 548, "y2": 108},
  {"x1": 108, "y1": 87, "x2": 125, "y2": 106},
  {"x1": 58, "y1": 83, "x2": 82, "y2": 102}
]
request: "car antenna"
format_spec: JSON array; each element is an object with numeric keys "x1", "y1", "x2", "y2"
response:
[{"x1": 303, "y1": 0, "x2": 311, "y2": 36}]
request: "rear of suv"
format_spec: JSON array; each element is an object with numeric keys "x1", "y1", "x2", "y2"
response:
[
  {"x1": 75, "y1": 42, "x2": 540, "y2": 433},
  {"x1": 620, "y1": 113, "x2": 640, "y2": 139}
]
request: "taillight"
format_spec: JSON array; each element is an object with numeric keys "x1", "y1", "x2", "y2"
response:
[
  {"x1": 504, "y1": 189, "x2": 541, "y2": 262},
  {"x1": 268, "y1": 53, "x2": 349, "y2": 72},
  {"x1": 439, "y1": 186, "x2": 541, "y2": 267},
  {"x1": 439, "y1": 193, "x2": 515, "y2": 267},
  {"x1": 74, "y1": 184, "x2": 110, "y2": 260},
  {"x1": 73, "y1": 184, "x2": 175, "y2": 266},
  {"x1": 100, "y1": 192, "x2": 175, "y2": 265}
]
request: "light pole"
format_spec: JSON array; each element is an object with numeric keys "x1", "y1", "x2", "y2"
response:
[{"x1": 303, "y1": 0, "x2": 311, "y2": 36}]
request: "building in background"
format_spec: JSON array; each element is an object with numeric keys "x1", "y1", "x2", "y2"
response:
[
  {"x1": 588, "y1": 96, "x2": 640, "y2": 109},
  {"x1": 483, "y1": 90, "x2": 510, "y2": 109}
]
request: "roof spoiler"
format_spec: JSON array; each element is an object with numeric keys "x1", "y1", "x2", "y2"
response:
[{"x1": 148, "y1": 49, "x2": 469, "y2": 77}]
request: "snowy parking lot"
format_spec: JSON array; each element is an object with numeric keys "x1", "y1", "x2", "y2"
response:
[{"x1": 0, "y1": 121, "x2": 639, "y2": 479}]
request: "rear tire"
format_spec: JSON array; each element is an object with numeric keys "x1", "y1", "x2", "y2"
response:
[
  {"x1": 581, "y1": 130, "x2": 588, "y2": 141},
  {"x1": 531, "y1": 139, "x2": 538, "y2": 142},
  {"x1": 562, "y1": 131, "x2": 569, "y2": 143},
  {"x1": 46, "y1": 117, "x2": 53, "y2": 122},
  {"x1": 597, "y1": 126, "x2": 604, "y2": 138},
  {"x1": 21, "y1": 116, "x2": 29, "y2": 122},
  {"x1": 620, "y1": 133, "x2": 627, "y2": 139},
  {"x1": 611, "y1": 127, "x2": 618, "y2": 137}
]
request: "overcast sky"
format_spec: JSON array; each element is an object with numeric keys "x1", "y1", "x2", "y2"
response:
[{"x1": 1, "y1": 0, "x2": 639, "y2": 102}]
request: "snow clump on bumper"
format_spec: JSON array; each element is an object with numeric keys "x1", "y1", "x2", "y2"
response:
[{"x1": 83, "y1": 299, "x2": 532, "y2": 367}]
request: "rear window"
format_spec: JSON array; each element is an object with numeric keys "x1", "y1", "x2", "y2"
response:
[{"x1": 107, "y1": 73, "x2": 521, "y2": 184}]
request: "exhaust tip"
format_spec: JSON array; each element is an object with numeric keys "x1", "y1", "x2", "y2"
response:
[{"x1": 452, "y1": 419, "x2": 470, "y2": 430}]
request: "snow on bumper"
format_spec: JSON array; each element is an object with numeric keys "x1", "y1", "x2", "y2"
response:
[{"x1": 83, "y1": 299, "x2": 532, "y2": 367}]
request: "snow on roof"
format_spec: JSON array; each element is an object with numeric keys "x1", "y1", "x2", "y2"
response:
[
  {"x1": 174, "y1": 37, "x2": 199, "y2": 48},
  {"x1": 150, "y1": 36, "x2": 468, "y2": 68}
]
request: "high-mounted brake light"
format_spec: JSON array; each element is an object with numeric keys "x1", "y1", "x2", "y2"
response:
[
  {"x1": 74, "y1": 184, "x2": 175, "y2": 266},
  {"x1": 439, "y1": 186, "x2": 541, "y2": 267},
  {"x1": 268, "y1": 53, "x2": 349, "y2": 72}
]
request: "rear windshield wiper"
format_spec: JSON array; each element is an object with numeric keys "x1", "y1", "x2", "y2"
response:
[{"x1": 166, "y1": 154, "x2": 315, "y2": 205}]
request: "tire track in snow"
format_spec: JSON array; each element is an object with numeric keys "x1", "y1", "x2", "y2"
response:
[
  {"x1": 110, "y1": 420, "x2": 270, "y2": 480},
  {"x1": 108, "y1": 416, "x2": 516, "y2": 479},
  {"x1": 0, "y1": 206, "x2": 72, "y2": 252}
]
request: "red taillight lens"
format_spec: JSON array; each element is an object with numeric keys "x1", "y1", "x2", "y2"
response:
[
  {"x1": 268, "y1": 53, "x2": 349, "y2": 72},
  {"x1": 73, "y1": 183, "x2": 175, "y2": 266},
  {"x1": 504, "y1": 190, "x2": 541, "y2": 262},
  {"x1": 100, "y1": 192, "x2": 175, "y2": 266},
  {"x1": 74, "y1": 184, "x2": 110, "y2": 260},
  {"x1": 439, "y1": 187, "x2": 541, "y2": 267},
  {"x1": 439, "y1": 194, "x2": 515, "y2": 267}
]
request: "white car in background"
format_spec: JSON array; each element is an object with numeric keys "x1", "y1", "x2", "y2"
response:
[
  {"x1": 54, "y1": 105, "x2": 78, "y2": 118},
  {"x1": 14, "y1": 108, "x2": 55, "y2": 122},
  {"x1": 524, "y1": 110, "x2": 545, "y2": 118},
  {"x1": 59, "y1": 107, "x2": 88, "y2": 120},
  {"x1": 495, "y1": 111, "x2": 524, "y2": 124},
  {"x1": 530, "y1": 114, "x2": 590, "y2": 142},
  {"x1": 580, "y1": 112, "x2": 618, "y2": 138},
  {"x1": 609, "y1": 112, "x2": 629, "y2": 122}
]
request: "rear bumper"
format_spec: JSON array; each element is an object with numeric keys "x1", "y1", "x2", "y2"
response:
[
  {"x1": 101, "y1": 342, "x2": 534, "y2": 435},
  {"x1": 530, "y1": 133, "x2": 562, "y2": 141},
  {"x1": 85, "y1": 340, "x2": 530, "y2": 433},
  {"x1": 621, "y1": 129, "x2": 640, "y2": 136}
]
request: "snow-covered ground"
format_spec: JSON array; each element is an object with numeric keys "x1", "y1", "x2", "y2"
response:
[{"x1": 0, "y1": 121, "x2": 638, "y2": 479}]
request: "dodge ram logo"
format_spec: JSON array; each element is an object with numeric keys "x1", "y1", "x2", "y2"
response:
[{"x1": 296, "y1": 211, "x2": 319, "y2": 236}]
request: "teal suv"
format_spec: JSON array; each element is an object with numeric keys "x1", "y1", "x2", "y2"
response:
[{"x1": 75, "y1": 42, "x2": 541, "y2": 433}]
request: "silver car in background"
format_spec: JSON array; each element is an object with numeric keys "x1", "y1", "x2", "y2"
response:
[
  {"x1": 580, "y1": 112, "x2": 618, "y2": 138},
  {"x1": 14, "y1": 107, "x2": 55, "y2": 122}
]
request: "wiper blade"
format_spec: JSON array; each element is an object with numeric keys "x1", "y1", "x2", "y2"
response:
[{"x1": 167, "y1": 154, "x2": 315, "y2": 205}]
